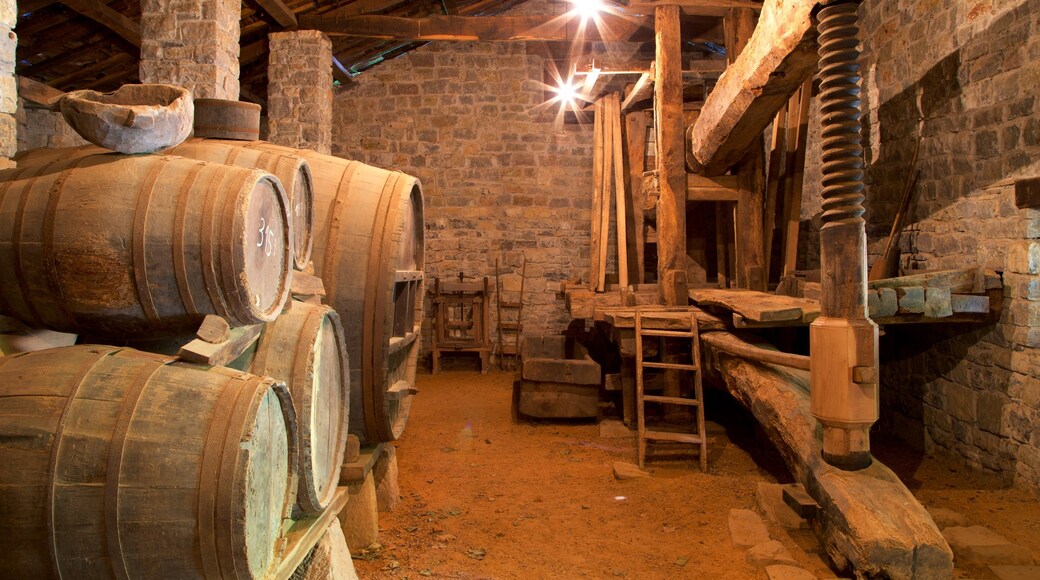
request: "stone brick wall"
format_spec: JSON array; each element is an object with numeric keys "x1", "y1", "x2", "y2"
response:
[
  {"x1": 800, "y1": 0, "x2": 1040, "y2": 492},
  {"x1": 331, "y1": 40, "x2": 593, "y2": 362},
  {"x1": 16, "y1": 101, "x2": 88, "y2": 152},
  {"x1": 139, "y1": 0, "x2": 240, "y2": 99},
  {"x1": 267, "y1": 31, "x2": 332, "y2": 155},
  {"x1": 0, "y1": 0, "x2": 15, "y2": 168}
]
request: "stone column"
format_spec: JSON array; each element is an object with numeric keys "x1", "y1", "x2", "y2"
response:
[
  {"x1": 267, "y1": 31, "x2": 332, "y2": 154},
  {"x1": 139, "y1": 0, "x2": 240, "y2": 100},
  {"x1": 0, "y1": 0, "x2": 17, "y2": 168}
]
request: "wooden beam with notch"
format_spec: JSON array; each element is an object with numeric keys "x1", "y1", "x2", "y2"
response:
[
  {"x1": 254, "y1": 0, "x2": 297, "y2": 27},
  {"x1": 620, "y1": 69, "x2": 653, "y2": 112},
  {"x1": 687, "y1": 0, "x2": 818, "y2": 175},
  {"x1": 17, "y1": 76, "x2": 64, "y2": 109},
  {"x1": 61, "y1": 0, "x2": 141, "y2": 47}
]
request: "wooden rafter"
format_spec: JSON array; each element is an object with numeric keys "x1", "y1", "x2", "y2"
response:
[
  {"x1": 61, "y1": 0, "x2": 140, "y2": 47},
  {"x1": 253, "y1": 0, "x2": 298, "y2": 28}
]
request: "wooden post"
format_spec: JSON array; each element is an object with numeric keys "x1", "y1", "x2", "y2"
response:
[
  {"x1": 625, "y1": 110, "x2": 649, "y2": 283},
  {"x1": 590, "y1": 98, "x2": 605, "y2": 290},
  {"x1": 654, "y1": 5, "x2": 687, "y2": 305}
]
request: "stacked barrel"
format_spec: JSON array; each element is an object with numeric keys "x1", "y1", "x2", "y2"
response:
[{"x1": 1, "y1": 90, "x2": 425, "y2": 578}]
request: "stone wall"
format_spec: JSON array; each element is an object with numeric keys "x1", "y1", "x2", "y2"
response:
[
  {"x1": 267, "y1": 31, "x2": 333, "y2": 155},
  {"x1": 332, "y1": 41, "x2": 593, "y2": 361},
  {"x1": 0, "y1": 0, "x2": 15, "y2": 168},
  {"x1": 16, "y1": 101, "x2": 88, "y2": 152},
  {"x1": 139, "y1": 0, "x2": 240, "y2": 99},
  {"x1": 799, "y1": 0, "x2": 1040, "y2": 492}
]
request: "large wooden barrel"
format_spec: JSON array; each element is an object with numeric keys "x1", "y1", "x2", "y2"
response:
[
  {"x1": 17, "y1": 141, "x2": 315, "y2": 271},
  {"x1": 240, "y1": 300, "x2": 349, "y2": 514},
  {"x1": 210, "y1": 140, "x2": 424, "y2": 443},
  {"x1": 0, "y1": 345, "x2": 298, "y2": 579},
  {"x1": 0, "y1": 153, "x2": 292, "y2": 336}
]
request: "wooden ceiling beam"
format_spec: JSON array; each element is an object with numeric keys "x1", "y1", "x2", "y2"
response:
[
  {"x1": 624, "y1": 0, "x2": 762, "y2": 16},
  {"x1": 298, "y1": 13, "x2": 651, "y2": 42},
  {"x1": 61, "y1": 0, "x2": 141, "y2": 47},
  {"x1": 620, "y1": 69, "x2": 652, "y2": 112},
  {"x1": 48, "y1": 51, "x2": 131, "y2": 88},
  {"x1": 253, "y1": 0, "x2": 298, "y2": 28}
]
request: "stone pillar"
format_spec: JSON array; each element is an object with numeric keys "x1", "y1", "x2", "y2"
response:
[
  {"x1": 139, "y1": 0, "x2": 240, "y2": 99},
  {"x1": 267, "y1": 31, "x2": 332, "y2": 154},
  {"x1": 0, "y1": 0, "x2": 17, "y2": 168}
]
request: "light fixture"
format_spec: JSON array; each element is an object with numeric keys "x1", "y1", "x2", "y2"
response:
[{"x1": 569, "y1": 0, "x2": 603, "y2": 21}]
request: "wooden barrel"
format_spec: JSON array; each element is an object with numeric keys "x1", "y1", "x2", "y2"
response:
[
  {"x1": 243, "y1": 300, "x2": 349, "y2": 514},
  {"x1": 0, "y1": 153, "x2": 293, "y2": 336},
  {"x1": 208, "y1": 140, "x2": 424, "y2": 443},
  {"x1": 17, "y1": 141, "x2": 315, "y2": 271},
  {"x1": 193, "y1": 98, "x2": 262, "y2": 141},
  {"x1": 169, "y1": 139, "x2": 315, "y2": 270},
  {"x1": 0, "y1": 345, "x2": 298, "y2": 579}
]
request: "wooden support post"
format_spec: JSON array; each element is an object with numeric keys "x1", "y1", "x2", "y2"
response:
[
  {"x1": 590, "y1": 98, "x2": 605, "y2": 290},
  {"x1": 654, "y1": 5, "x2": 687, "y2": 306},
  {"x1": 598, "y1": 97, "x2": 613, "y2": 291},
  {"x1": 782, "y1": 78, "x2": 813, "y2": 278},
  {"x1": 611, "y1": 92, "x2": 631, "y2": 287}
]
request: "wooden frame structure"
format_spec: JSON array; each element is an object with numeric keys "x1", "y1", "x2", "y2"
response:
[{"x1": 430, "y1": 276, "x2": 492, "y2": 374}]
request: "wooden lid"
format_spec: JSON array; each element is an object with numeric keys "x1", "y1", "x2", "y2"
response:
[
  {"x1": 230, "y1": 173, "x2": 293, "y2": 324},
  {"x1": 194, "y1": 99, "x2": 262, "y2": 141}
]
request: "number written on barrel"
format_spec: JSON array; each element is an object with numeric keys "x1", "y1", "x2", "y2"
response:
[{"x1": 257, "y1": 217, "x2": 275, "y2": 257}]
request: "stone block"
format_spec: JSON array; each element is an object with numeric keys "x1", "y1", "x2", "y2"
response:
[
  {"x1": 517, "y1": 380, "x2": 598, "y2": 419},
  {"x1": 612, "y1": 461, "x2": 650, "y2": 480},
  {"x1": 942, "y1": 526, "x2": 1036, "y2": 567},
  {"x1": 340, "y1": 472, "x2": 379, "y2": 550},
  {"x1": 599, "y1": 419, "x2": 632, "y2": 438},
  {"x1": 746, "y1": 540, "x2": 797, "y2": 568},
  {"x1": 728, "y1": 508, "x2": 771, "y2": 549},
  {"x1": 926, "y1": 506, "x2": 970, "y2": 530},
  {"x1": 521, "y1": 335, "x2": 564, "y2": 359},
  {"x1": 374, "y1": 445, "x2": 400, "y2": 513},
  {"x1": 521, "y1": 357, "x2": 600, "y2": 385}
]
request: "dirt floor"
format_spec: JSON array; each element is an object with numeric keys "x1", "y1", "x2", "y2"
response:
[{"x1": 353, "y1": 369, "x2": 1040, "y2": 579}]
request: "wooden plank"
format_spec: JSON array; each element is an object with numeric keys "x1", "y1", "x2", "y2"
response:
[
  {"x1": 177, "y1": 324, "x2": 263, "y2": 367},
  {"x1": 590, "y1": 98, "x2": 605, "y2": 290},
  {"x1": 598, "y1": 95, "x2": 613, "y2": 292},
  {"x1": 602, "y1": 307, "x2": 728, "y2": 333},
  {"x1": 626, "y1": 0, "x2": 764, "y2": 12},
  {"x1": 253, "y1": 0, "x2": 297, "y2": 27},
  {"x1": 62, "y1": 0, "x2": 141, "y2": 47},
  {"x1": 624, "y1": 110, "x2": 649, "y2": 283},
  {"x1": 621, "y1": 70, "x2": 653, "y2": 113},
  {"x1": 274, "y1": 487, "x2": 349, "y2": 579},
  {"x1": 782, "y1": 78, "x2": 813, "y2": 277},
  {"x1": 654, "y1": 4, "x2": 687, "y2": 305},
  {"x1": 763, "y1": 98, "x2": 790, "y2": 279},
  {"x1": 687, "y1": 0, "x2": 818, "y2": 174},
  {"x1": 17, "y1": 76, "x2": 63, "y2": 109},
  {"x1": 196, "y1": 315, "x2": 230, "y2": 344},
  {"x1": 611, "y1": 92, "x2": 631, "y2": 287},
  {"x1": 689, "y1": 288, "x2": 812, "y2": 322},
  {"x1": 339, "y1": 443, "x2": 385, "y2": 483}
]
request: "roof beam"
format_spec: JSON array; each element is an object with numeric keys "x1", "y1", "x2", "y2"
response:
[
  {"x1": 253, "y1": 0, "x2": 297, "y2": 28},
  {"x1": 61, "y1": 0, "x2": 141, "y2": 47},
  {"x1": 620, "y1": 69, "x2": 653, "y2": 112},
  {"x1": 686, "y1": 0, "x2": 818, "y2": 174},
  {"x1": 624, "y1": 0, "x2": 762, "y2": 15},
  {"x1": 299, "y1": 13, "x2": 650, "y2": 42}
]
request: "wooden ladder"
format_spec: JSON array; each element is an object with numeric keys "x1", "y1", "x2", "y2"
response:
[
  {"x1": 495, "y1": 256, "x2": 526, "y2": 370},
  {"x1": 635, "y1": 308, "x2": 708, "y2": 471}
]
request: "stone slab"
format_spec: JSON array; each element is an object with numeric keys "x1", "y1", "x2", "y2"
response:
[
  {"x1": 599, "y1": 419, "x2": 634, "y2": 438},
  {"x1": 943, "y1": 526, "x2": 1035, "y2": 567},
  {"x1": 990, "y1": 565, "x2": 1040, "y2": 580},
  {"x1": 746, "y1": 540, "x2": 797, "y2": 568},
  {"x1": 518, "y1": 380, "x2": 599, "y2": 419},
  {"x1": 521, "y1": 357, "x2": 601, "y2": 385},
  {"x1": 765, "y1": 564, "x2": 818, "y2": 580},
  {"x1": 522, "y1": 334, "x2": 565, "y2": 359},
  {"x1": 728, "y1": 508, "x2": 771, "y2": 549}
]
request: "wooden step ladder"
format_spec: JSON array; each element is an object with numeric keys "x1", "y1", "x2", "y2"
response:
[
  {"x1": 495, "y1": 255, "x2": 526, "y2": 370},
  {"x1": 635, "y1": 308, "x2": 708, "y2": 471}
]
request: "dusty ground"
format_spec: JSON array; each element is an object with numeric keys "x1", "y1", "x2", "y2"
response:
[{"x1": 354, "y1": 369, "x2": 1040, "y2": 579}]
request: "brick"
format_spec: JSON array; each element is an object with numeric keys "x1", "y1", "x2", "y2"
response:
[{"x1": 943, "y1": 526, "x2": 1036, "y2": 567}]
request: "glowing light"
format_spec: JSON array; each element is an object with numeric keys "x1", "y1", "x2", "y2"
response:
[
  {"x1": 552, "y1": 79, "x2": 580, "y2": 106},
  {"x1": 569, "y1": 0, "x2": 603, "y2": 21},
  {"x1": 614, "y1": 496, "x2": 627, "y2": 501}
]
